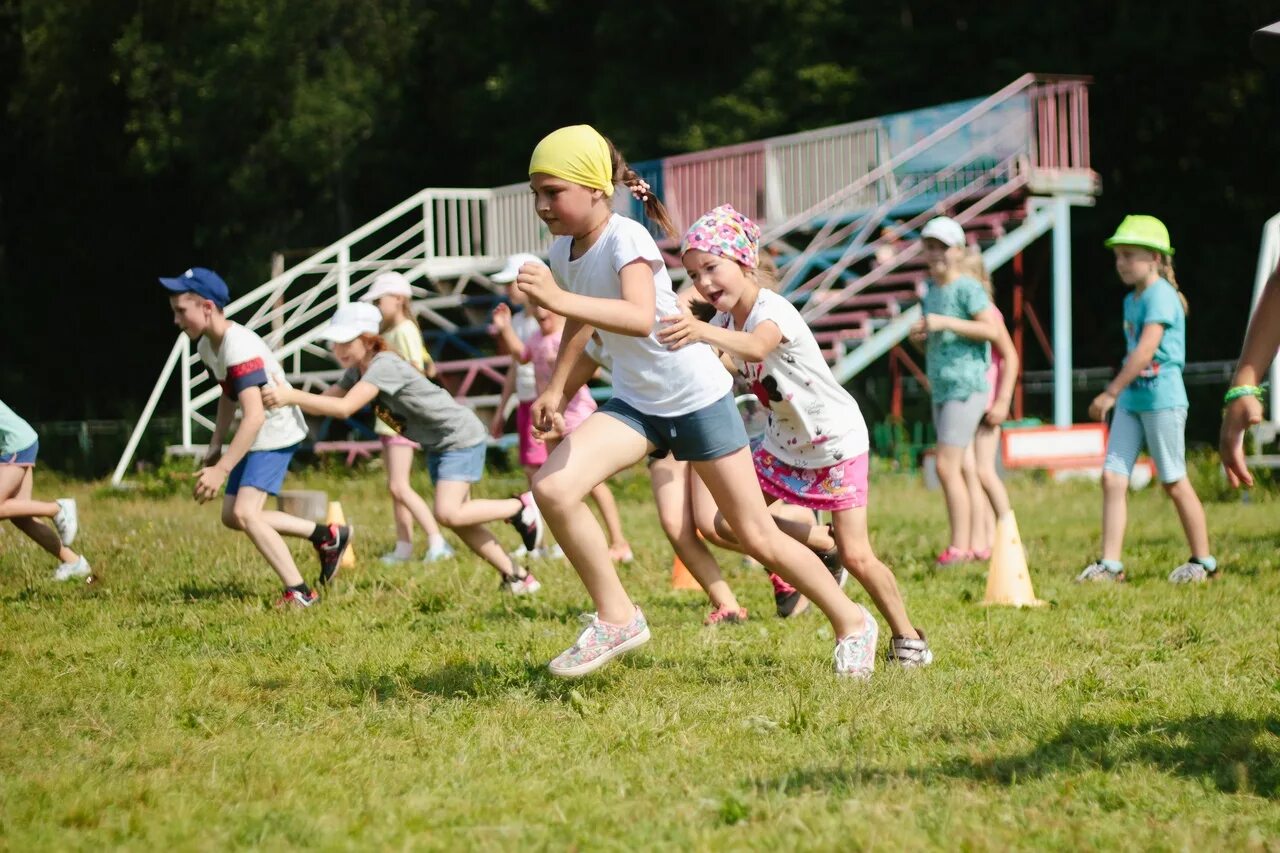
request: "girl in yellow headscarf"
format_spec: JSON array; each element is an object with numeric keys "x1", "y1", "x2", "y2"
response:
[{"x1": 518, "y1": 126, "x2": 878, "y2": 680}]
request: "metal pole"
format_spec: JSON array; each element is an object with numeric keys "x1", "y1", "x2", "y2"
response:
[
  {"x1": 337, "y1": 245, "x2": 351, "y2": 305},
  {"x1": 180, "y1": 335, "x2": 192, "y2": 448},
  {"x1": 111, "y1": 337, "x2": 184, "y2": 485},
  {"x1": 1052, "y1": 196, "x2": 1073, "y2": 426}
]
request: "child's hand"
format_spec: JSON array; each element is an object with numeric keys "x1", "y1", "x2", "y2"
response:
[
  {"x1": 193, "y1": 466, "x2": 227, "y2": 503},
  {"x1": 1088, "y1": 391, "x2": 1116, "y2": 422},
  {"x1": 491, "y1": 302, "x2": 512, "y2": 332},
  {"x1": 531, "y1": 410, "x2": 567, "y2": 443},
  {"x1": 202, "y1": 446, "x2": 223, "y2": 468},
  {"x1": 657, "y1": 313, "x2": 708, "y2": 350},
  {"x1": 985, "y1": 399, "x2": 1011, "y2": 426},
  {"x1": 1220, "y1": 394, "x2": 1264, "y2": 487},
  {"x1": 530, "y1": 389, "x2": 563, "y2": 437},
  {"x1": 489, "y1": 409, "x2": 507, "y2": 439},
  {"x1": 515, "y1": 263, "x2": 563, "y2": 312},
  {"x1": 261, "y1": 375, "x2": 292, "y2": 409},
  {"x1": 922, "y1": 313, "x2": 951, "y2": 333},
  {"x1": 909, "y1": 317, "x2": 928, "y2": 344}
]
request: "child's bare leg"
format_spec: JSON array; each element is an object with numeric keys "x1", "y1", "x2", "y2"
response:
[
  {"x1": 935, "y1": 443, "x2": 972, "y2": 552},
  {"x1": 649, "y1": 455, "x2": 740, "y2": 611},
  {"x1": 0, "y1": 464, "x2": 58, "y2": 520},
  {"x1": 974, "y1": 424, "x2": 1011, "y2": 518},
  {"x1": 1100, "y1": 471, "x2": 1129, "y2": 562},
  {"x1": 224, "y1": 488, "x2": 306, "y2": 587},
  {"x1": 963, "y1": 442, "x2": 990, "y2": 554},
  {"x1": 589, "y1": 482, "x2": 629, "y2": 550},
  {"x1": 533, "y1": 414, "x2": 650, "y2": 625},
  {"x1": 5, "y1": 467, "x2": 77, "y2": 562},
  {"x1": 385, "y1": 443, "x2": 442, "y2": 541},
  {"x1": 1165, "y1": 477, "x2": 1211, "y2": 557},
  {"x1": 832, "y1": 506, "x2": 919, "y2": 639},
  {"x1": 432, "y1": 480, "x2": 519, "y2": 575},
  {"x1": 694, "y1": 449, "x2": 866, "y2": 638}
]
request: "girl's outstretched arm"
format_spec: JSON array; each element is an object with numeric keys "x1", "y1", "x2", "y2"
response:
[
  {"x1": 264, "y1": 381, "x2": 378, "y2": 419},
  {"x1": 925, "y1": 308, "x2": 1003, "y2": 342},
  {"x1": 517, "y1": 260, "x2": 655, "y2": 337},
  {"x1": 658, "y1": 315, "x2": 782, "y2": 363}
]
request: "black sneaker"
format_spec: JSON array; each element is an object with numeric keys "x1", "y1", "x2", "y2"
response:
[
  {"x1": 815, "y1": 524, "x2": 847, "y2": 587},
  {"x1": 769, "y1": 572, "x2": 809, "y2": 618},
  {"x1": 314, "y1": 523, "x2": 352, "y2": 585},
  {"x1": 508, "y1": 492, "x2": 544, "y2": 553},
  {"x1": 885, "y1": 629, "x2": 934, "y2": 667}
]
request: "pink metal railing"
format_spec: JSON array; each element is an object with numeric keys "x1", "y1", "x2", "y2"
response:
[{"x1": 661, "y1": 140, "x2": 767, "y2": 236}]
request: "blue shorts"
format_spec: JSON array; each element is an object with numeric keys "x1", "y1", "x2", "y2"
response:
[
  {"x1": 0, "y1": 440, "x2": 38, "y2": 466},
  {"x1": 226, "y1": 445, "x2": 298, "y2": 496},
  {"x1": 1104, "y1": 407, "x2": 1187, "y2": 484},
  {"x1": 427, "y1": 442, "x2": 487, "y2": 485},
  {"x1": 601, "y1": 392, "x2": 748, "y2": 462}
]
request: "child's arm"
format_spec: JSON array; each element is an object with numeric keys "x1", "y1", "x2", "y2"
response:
[
  {"x1": 923, "y1": 307, "x2": 1003, "y2": 343},
  {"x1": 985, "y1": 323, "x2": 1020, "y2": 425},
  {"x1": 266, "y1": 381, "x2": 379, "y2": 420},
  {"x1": 516, "y1": 261, "x2": 654, "y2": 337},
  {"x1": 1088, "y1": 323, "x2": 1165, "y2": 421},
  {"x1": 657, "y1": 314, "x2": 783, "y2": 363},
  {"x1": 490, "y1": 302, "x2": 529, "y2": 362},
  {"x1": 1221, "y1": 261, "x2": 1280, "y2": 486},
  {"x1": 204, "y1": 394, "x2": 237, "y2": 466},
  {"x1": 490, "y1": 368, "x2": 517, "y2": 438},
  {"x1": 194, "y1": 387, "x2": 265, "y2": 503},
  {"x1": 530, "y1": 319, "x2": 594, "y2": 439}
]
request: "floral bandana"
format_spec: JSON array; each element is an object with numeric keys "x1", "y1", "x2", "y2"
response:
[{"x1": 681, "y1": 204, "x2": 760, "y2": 269}]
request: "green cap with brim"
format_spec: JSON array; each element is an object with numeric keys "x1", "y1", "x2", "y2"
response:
[{"x1": 1104, "y1": 215, "x2": 1174, "y2": 256}]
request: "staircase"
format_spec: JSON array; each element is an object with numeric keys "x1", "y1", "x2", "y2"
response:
[{"x1": 114, "y1": 74, "x2": 1096, "y2": 484}]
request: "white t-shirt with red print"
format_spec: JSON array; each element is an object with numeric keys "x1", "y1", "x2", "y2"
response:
[
  {"x1": 197, "y1": 323, "x2": 309, "y2": 452},
  {"x1": 713, "y1": 289, "x2": 868, "y2": 469}
]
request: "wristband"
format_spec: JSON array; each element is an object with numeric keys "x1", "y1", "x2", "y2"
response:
[{"x1": 1223, "y1": 385, "x2": 1265, "y2": 404}]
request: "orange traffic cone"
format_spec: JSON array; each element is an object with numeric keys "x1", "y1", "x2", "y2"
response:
[
  {"x1": 982, "y1": 512, "x2": 1043, "y2": 607},
  {"x1": 671, "y1": 552, "x2": 702, "y2": 590},
  {"x1": 326, "y1": 501, "x2": 357, "y2": 569}
]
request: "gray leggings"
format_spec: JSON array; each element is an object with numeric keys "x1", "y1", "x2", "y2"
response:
[{"x1": 932, "y1": 392, "x2": 988, "y2": 448}]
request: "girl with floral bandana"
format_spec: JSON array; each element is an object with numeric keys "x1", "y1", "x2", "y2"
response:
[
  {"x1": 519, "y1": 125, "x2": 878, "y2": 679},
  {"x1": 660, "y1": 205, "x2": 932, "y2": 668}
]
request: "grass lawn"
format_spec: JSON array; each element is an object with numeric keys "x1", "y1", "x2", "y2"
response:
[{"x1": 2, "y1": 459, "x2": 1278, "y2": 849}]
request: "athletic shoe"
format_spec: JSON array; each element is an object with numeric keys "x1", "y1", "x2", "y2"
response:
[
  {"x1": 379, "y1": 551, "x2": 414, "y2": 565},
  {"x1": 508, "y1": 544, "x2": 530, "y2": 562},
  {"x1": 549, "y1": 608, "x2": 650, "y2": 678},
  {"x1": 314, "y1": 524, "x2": 353, "y2": 585},
  {"x1": 886, "y1": 630, "x2": 934, "y2": 667},
  {"x1": 609, "y1": 544, "x2": 635, "y2": 564},
  {"x1": 833, "y1": 604, "x2": 879, "y2": 679},
  {"x1": 1168, "y1": 560, "x2": 1217, "y2": 584},
  {"x1": 1075, "y1": 561, "x2": 1125, "y2": 583},
  {"x1": 769, "y1": 572, "x2": 809, "y2": 618},
  {"x1": 53, "y1": 555, "x2": 91, "y2": 581},
  {"x1": 508, "y1": 492, "x2": 544, "y2": 553},
  {"x1": 971, "y1": 548, "x2": 992, "y2": 561},
  {"x1": 703, "y1": 605, "x2": 749, "y2": 626},
  {"x1": 275, "y1": 588, "x2": 319, "y2": 608},
  {"x1": 53, "y1": 498, "x2": 78, "y2": 546},
  {"x1": 423, "y1": 542, "x2": 455, "y2": 564},
  {"x1": 935, "y1": 546, "x2": 970, "y2": 567},
  {"x1": 500, "y1": 570, "x2": 542, "y2": 596}
]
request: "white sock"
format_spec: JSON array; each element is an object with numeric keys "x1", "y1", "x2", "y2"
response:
[
  {"x1": 427, "y1": 533, "x2": 445, "y2": 551},
  {"x1": 393, "y1": 540, "x2": 414, "y2": 559}
]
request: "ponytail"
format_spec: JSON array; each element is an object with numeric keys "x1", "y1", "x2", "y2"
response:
[
  {"x1": 1157, "y1": 256, "x2": 1189, "y2": 315},
  {"x1": 604, "y1": 135, "x2": 677, "y2": 241}
]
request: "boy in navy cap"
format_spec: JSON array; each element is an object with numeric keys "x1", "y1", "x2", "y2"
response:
[{"x1": 161, "y1": 268, "x2": 352, "y2": 606}]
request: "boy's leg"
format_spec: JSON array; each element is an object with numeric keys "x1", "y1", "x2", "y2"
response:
[{"x1": 230, "y1": 486, "x2": 306, "y2": 588}]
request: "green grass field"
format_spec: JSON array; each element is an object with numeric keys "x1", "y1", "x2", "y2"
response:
[{"x1": 2, "y1": 460, "x2": 1278, "y2": 850}]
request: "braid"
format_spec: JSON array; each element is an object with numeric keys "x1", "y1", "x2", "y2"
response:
[
  {"x1": 604, "y1": 136, "x2": 677, "y2": 240},
  {"x1": 1157, "y1": 256, "x2": 1190, "y2": 315}
]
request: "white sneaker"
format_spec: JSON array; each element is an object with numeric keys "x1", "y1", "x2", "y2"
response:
[
  {"x1": 54, "y1": 556, "x2": 91, "y2": 581},
  {"x1": 379, "y1": 551, "x2": 414, "y2": 565},
  {"x1": 833, "y1": 604, "x2": 879, "y2": 680},
  {"x1": 547, "y1": 544, "x2": 564, "y2": 560},
  {"x1": 509, "y1": 544, "x2": 530, "y2": 562},
  {"x1": 423, "y1": 542, "x2": 455, "y2": 564},
  {"x1": 54, "y1": 498, "x2": 78, "y2": 546},
  {"x1": 500, "y1": 570, "x2": 542, "y2": 596}
]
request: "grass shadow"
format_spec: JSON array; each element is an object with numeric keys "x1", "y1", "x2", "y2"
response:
[{"x1": 174, "y1": 579, "x2": 256, "y2": 602}]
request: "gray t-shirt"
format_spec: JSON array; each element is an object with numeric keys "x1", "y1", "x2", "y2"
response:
[{"x1": 339, "y1": 352, "x2": 487, "y2": 452}]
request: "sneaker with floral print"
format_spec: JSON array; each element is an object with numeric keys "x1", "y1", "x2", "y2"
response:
[
  {"x1": 703, "y1": 605, "x2": 749, "y2": 626},
  {"x1": 548, "y1": 607, "x2": 650, "y2": 678},
  {"x1": 833, "y1": 604, "x2": 879, "y2": 679}
]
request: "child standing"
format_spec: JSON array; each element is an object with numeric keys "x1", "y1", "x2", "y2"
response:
[
  {"x1": 360, "y1": 271, "x2": 454, "y2": 565},
  {"x1": 490, "y1": 254, "x2": 548, "y2": 485},
  {"x1": 264, "y1": 302, "x2": 545, "y2": 595},
  {"x1": 909, "y1": 217, "x2": 1008, "y2": 565},
  {"x1": 0, "y1": 399, "x2": 88, "y2": 580},
  {"x1": 660, "y1": 204, "x2": 932, "y2": 665},
  {"x1": 1078, "y1": 216, "x2": 1215, "y2": 583},
  {"x1": 161, "y1": 267, "x2": 352, "y2": 607},
  {"x1": 520, "y1": 125, "x2": 875, "y2": 678}
]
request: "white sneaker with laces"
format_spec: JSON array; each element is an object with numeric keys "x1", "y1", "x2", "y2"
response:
[
  {"x1": 54, "y1": 498, "x2": 78, "y2": 546},
  {"x1": 379, "y1": 551, "x2": 414, "y2": 565},
  {"x1": 54, "y1": 556, "x2": 91, "y2": 581},
  {"x1": 833, "y1": 604, "x2": 879, "y2": 679}
]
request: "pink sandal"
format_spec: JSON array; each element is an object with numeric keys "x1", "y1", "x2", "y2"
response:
[{"x1": 935, "y1": 546, "x2": 972, "y2": 566}]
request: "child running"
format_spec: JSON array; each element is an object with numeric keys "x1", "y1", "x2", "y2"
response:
[
  {"x1": 162, "y1": 267, "x2": 352, "y2": 607},
  {"x1": 909, "y1": 217, "x2": 1008, "y2": 565},
  {"x1": 1078, "y1": 216, "x2": 1215, "y2": 583},
  {"x1": 0, "y1": 399, "x2": 89, "y2": 580},
  {"x1": 659, "y1": 204, "x2": 932, "y2": 665},
  {"x1": 519, "y1": 125, "x2": 875, "y2": 678},
  {"x1": 263, "y1": 302, "x2": 545, "y2": 594},
  {"x1": 360, "y1": 271, "x2": 455, "y2": 565}
]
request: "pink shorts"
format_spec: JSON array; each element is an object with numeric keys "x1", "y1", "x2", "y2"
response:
[
  {"x1": 753, "y1": 441, "x2": 869, "y2": 512},
  {"x1": 516, "y1": 401, "x2": 548, "y2": 467},
  {"x1": 380, "y1": 434, "x2": 421, "y2": 450}
]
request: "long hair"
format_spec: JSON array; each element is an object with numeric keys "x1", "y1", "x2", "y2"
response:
[
  {"x1": 603, "y1": 135, "x2": 677, "y2": 240},
  {"x1": 1157, "y1": 255, "x2": 1190, "y2": 315},
  {"x1": 378, "y1": 294, "x2": 420, "y2": 334},
  {"x1": 959, "y1": 248, "x2": 993, "y2": 298}
]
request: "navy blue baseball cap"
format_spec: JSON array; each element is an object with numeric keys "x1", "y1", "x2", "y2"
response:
[{"x1": 159, "y1": 267, "x2": 230, "y2": 308}]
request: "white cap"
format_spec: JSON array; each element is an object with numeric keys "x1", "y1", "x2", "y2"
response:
[
  {"x1": 319, "y1": 302, "x2": 382, "y2": 343},
  {"x1": 360, "y1": 271, "x2": 413, "y2": 302},
  {"x1": 921, "y1": 216, "x2": 966, "y2": 248},
  {"x1": 491, "y1": 253, "x2": 545, "y2": 284}
]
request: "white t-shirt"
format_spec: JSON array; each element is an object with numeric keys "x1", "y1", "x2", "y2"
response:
[
  {"x1": 511, "y1": 310, "x2": 540, "y2": 402},
  {"x1": 198, "y1": 323, "x2": 309, "y2": 452},
  {"x1": 549, "y1": 214, "x2": 729, "y2": 417},
  {"x1": 713, "y1": 289, "x2": 868, "y2": 468}
]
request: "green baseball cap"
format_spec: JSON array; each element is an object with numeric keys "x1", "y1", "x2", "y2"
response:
[{"x1": 1104, "y1": 215, "x2": 1174, "y2": 256}]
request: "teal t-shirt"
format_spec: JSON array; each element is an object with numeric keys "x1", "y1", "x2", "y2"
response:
[
  {"x1": 0, "y1": 399, "x2": 38, "y2": 456},
  {"x1": 923, "y1": 275, "x2": 991, "y2": 402},
  {"x1": 1117, "y1": 278, "x2": 1188, "y2": 412}
]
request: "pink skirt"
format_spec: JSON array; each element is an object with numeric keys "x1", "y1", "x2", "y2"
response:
[
  {"x1": 753, "y1": 441, "x2": 869, "y2": 511},
  {"x1": 517, "y1": 401, "x2": 548, "y2": 466}
]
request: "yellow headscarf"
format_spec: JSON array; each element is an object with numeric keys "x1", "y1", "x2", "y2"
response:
[{"x1": 528, "y1": 125, "x2": 614, "y2": 197}]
